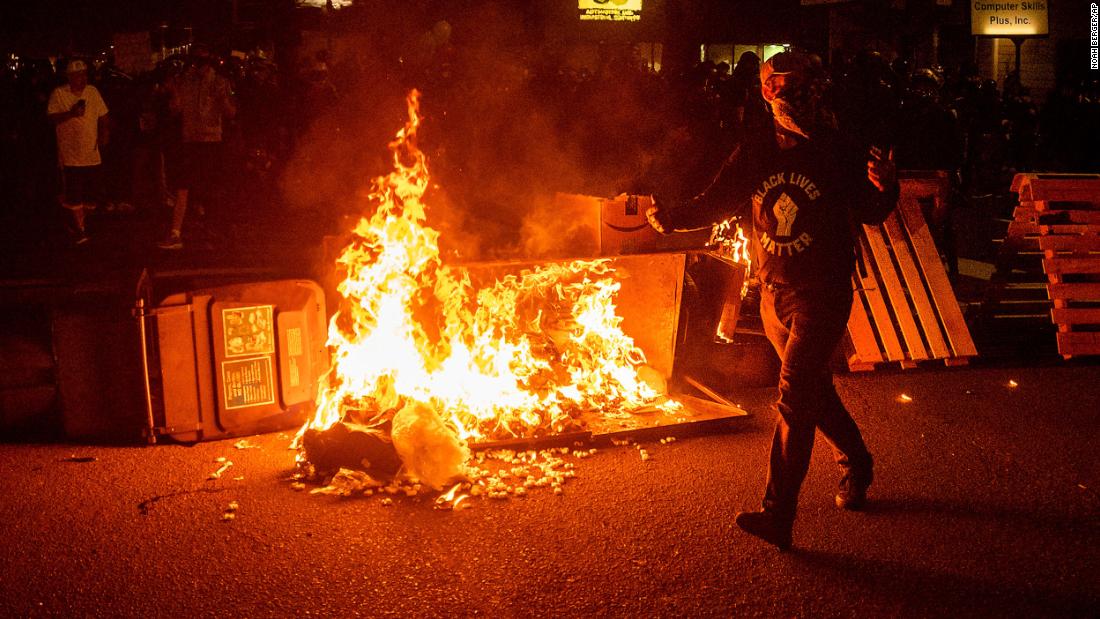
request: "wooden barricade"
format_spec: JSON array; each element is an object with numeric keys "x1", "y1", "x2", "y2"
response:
[
  {"x1": 1013, "y1": 173, "x2": 1100, "y2": 359},
  {"x1": 845, "y1": 172, "x2": 978, "y2": 371},
  {"x1": 981, "y1": 193, "x2": 1052, "y2": 330}
]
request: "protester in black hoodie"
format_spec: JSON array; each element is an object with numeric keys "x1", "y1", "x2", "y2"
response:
[{"x1": 646, "y1": 51, "x2": 898, "y2": 550}]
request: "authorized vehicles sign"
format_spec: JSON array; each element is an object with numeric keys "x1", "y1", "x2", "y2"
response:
[{"x1": 579, "y1": 0, "x2": 642, "y2": 22}]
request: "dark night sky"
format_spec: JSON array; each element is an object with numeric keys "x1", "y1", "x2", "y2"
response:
[
  {"x1": 1, "y1": 1, "x2": 807, "y2": 55},
  {"x1": 0, "y1": 0, "x2": 243, "y2": 53}
]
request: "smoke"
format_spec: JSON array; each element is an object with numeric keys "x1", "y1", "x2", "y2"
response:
[
  {"x1": 281, "y1": 1, "x2": 678, "y2": 263},
  {"x1": 517, "y1": 193, "x2": 601, "y2": 260}
]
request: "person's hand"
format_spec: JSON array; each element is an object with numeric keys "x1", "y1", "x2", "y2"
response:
[
  {"x1": 71, "y1": 100, "x2": 86, "y2": 118},
  {"x1": 867, "y1": 146, "x2": 896, "y2": 192},
  {"x1": 645, "y1": 204, "x2": 670, "y2": 234}
]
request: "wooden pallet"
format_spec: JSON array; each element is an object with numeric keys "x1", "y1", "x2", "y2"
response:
[
  {"x1": 845, "y1": 174, "x2": 978, "y2": 371},
  {"x1": 981, "y1": 200, "x2": 1054, "y2": 329},
  {"x1": 1014, "y1": 173, "x2": 1100, "y2": 358}
]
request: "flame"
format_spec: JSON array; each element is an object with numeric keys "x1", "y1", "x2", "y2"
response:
[
  {"x1": 709, "y1": 217, "x2": 752, "y2": 303},
  {"x1": 708, "y1": 218, "x2": 752, "y2": 269},
  {"x1": 435, "y1": 483, "x2": 468, "y2": 510},
  {"x1": 301, "y1": 90, "x2": 673, "y2": 450}
]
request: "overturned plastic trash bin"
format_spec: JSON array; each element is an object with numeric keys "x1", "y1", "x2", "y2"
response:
[{"x1": 136, "y1": 276, "x2": 329, "y2": 443}]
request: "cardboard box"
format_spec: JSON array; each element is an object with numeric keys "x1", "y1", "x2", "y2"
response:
[{"x1": 600, "y1": 195, "x2": 712, "y2": 255}]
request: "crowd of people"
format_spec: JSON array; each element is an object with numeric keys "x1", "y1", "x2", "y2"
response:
[
  {"x1": 0, "y1": 47, "x2": 305, "y2": 248},
  {"x1": 1, "y1": 43, "x2": 1098, "y2": 249}
]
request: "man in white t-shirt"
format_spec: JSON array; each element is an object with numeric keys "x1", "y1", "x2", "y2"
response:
[{"x1": 47, "y1": 59, "x2": 109, "y2": 244}]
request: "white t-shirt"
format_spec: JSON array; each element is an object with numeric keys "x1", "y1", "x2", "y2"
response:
[{"x1": 47, "y1": 84, "x2": 109, "y2": 167}]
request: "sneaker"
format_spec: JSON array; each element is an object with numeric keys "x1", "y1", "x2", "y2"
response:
[
  {"x1": 735, "y1": 510, "x2": 793, "y2": 551},
  {"x1": 157, "y1": 233, "x2": 183, "y2": 250},
  {"x1": 835, "y1": 473, "x2": 872, "y2": 511}
]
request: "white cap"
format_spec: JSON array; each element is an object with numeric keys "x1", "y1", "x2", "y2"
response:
[{"x1": 66, "y1": 59, "x2": 87, "y2": 74}]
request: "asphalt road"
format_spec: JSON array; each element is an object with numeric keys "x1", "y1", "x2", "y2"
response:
[
  {"x1": 1, "y1": 363, "x2": 1097, "y2": 618},
  {"x1": 0, "y1": 180, "x2": 1096, "y2": 617}
]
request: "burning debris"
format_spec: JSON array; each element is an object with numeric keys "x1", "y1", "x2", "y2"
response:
[
  {"x1": 434, "y1": 483, "x2": 469, "y2": 510},
  {"x1": 297, "y1": 446, "x2": 580, "y2": 505},
  {"x1": 708, "y1": 218, "x2": 752, "y2": 278},
  {"x1": 295, "y1": 90, "x2": 683, "y2": 499},
  {"x1": 310, "y1": 468, "x2": 384, "y2": 497},
  {"x1": 390, "y1": 402, "x2": 470, "y2": 490},
  {"x1": 300, "y1": 421, "x2": 402, "y2": 477}
]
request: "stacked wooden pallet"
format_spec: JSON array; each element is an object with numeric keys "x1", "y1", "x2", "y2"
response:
[
  {"x1": 981, "y1": 191, "x2": 1053, "y2": 333},
  {"x1": 1013, "y1": 173, "x2": 1100, "y2": 359},
  {"x1": 845, "y1": 172, "x2": 978, "y2": 371}
]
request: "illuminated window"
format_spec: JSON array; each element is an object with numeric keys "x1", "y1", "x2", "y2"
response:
[{"x1": 707, "y1": 43, "x2": 792, "y2": 68}]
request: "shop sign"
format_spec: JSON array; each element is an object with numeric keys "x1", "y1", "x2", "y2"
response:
[
  {"x1": 971, "y1": 1, "x2": 1048, "y2": 36},
  {"x1": 579, "y1": 0, "x2": 642, "y2": 23}
]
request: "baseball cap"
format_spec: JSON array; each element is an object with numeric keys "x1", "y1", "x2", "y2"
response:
[
  {"x1": 759, "y1": 51, "x2": 813, "y2": 85},
  {"x1": 66, "y1": 59, "x2": 87, "y2": 74}
]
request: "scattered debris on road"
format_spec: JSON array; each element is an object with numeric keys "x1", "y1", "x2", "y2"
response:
[
  {"x1": 221, "y1": 501, "x2": 239, "y2": 521},
  {"x1": 310, "y1": 468, "x2": 383, "y2": 497},
  {"x1": 298, "y1": 435, "x2": 691, "y2": 507},
  {"x1": 208, "y1": 460, "x2": 233, "y2": 480}
]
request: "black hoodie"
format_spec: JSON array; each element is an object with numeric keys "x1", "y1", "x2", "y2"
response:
[{"x1": 658, "y1": 127, "x2": 899, "y2": 289}]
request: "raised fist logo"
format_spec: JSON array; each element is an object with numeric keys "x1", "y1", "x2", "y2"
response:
[{"x1": 773, "y1": 192, "x2": 799, "y2": 237}]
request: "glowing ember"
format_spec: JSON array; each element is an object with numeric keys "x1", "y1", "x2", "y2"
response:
[{"x1": 299, "y1": 90, "x2": 675, "y2": 471}]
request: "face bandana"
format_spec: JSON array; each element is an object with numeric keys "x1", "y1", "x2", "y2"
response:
[{"x1": 769, "y1": 86, "x2": 819, "y2": 139}]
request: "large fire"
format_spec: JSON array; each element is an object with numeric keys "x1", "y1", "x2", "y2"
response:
[{"x1": 299, "y1": 90, "x2": 675, "y2": 463}]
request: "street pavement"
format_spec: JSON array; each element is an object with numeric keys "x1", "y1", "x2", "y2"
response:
[
  {"x1": 1, "y1": 181, "x2": 1097, "y2": 616},
  {"x1": 0, "y1": 362, "x2": 1097, "y2": 618}
]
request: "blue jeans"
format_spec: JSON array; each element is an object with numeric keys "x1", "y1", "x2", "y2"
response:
[{"x1": 759, "y1": 283, "x2": 873, "y2": 522}]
